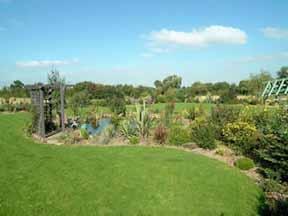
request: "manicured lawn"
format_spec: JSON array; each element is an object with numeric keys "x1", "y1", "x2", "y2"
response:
[{"x1": 0, "y1": 113, "x2": 264, "y2": 215}]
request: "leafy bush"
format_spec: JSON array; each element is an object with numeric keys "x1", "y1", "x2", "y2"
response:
[
  {"x1": 154, "y1": 124, "x2": 168, "y2": 144},
  {"x1": 251, "y1": 107, "x2": 288, "y2": 182},
  {"x1": 211, "y1": 105, "x2": 241, "y2": 139},
  {"x1": 234, "y1": 157, "x2": 255, "y2": 170},
  {"x1": 222, "y1": 121, "x2": 258, "y2": 155},
  {"x1": 168, "y1": 124, "x2": 191, "y2": 146},
  {"x1": 256, "y1": 132, "x2": 288, "y2": 182},
  {"x1": 128, "y1": 136, "x2": 140, "y2": 145},
  {"x1": 109, "y1": 97, "x2": 126, "y2": 116},
  {"x1": 191, "y1": 119, "x2": 216, "y2": 149},
  {"x1": 80, "y1": 128, "x2": 89, "y2": 139},
  {"x1": 185, "y1": 105, "x2": 205, "y2": 121}
]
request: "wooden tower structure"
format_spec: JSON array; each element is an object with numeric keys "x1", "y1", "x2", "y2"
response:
[{"x1": 26, "y1": 84, "x2": 66, "y2": 138}]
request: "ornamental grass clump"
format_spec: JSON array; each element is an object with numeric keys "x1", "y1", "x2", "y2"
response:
[{"x1": 154, "y1": 124, "x2": 168, "y2": 144}]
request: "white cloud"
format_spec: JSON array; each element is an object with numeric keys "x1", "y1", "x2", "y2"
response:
[
  {"x1": 147, "y1": 25, "x2": 247, "y2": 48},
  {"x1": 16, "y1": 58, "x2": 79, "y2": 68},
  {"x1": 261, "y1": 27, "x2": 288, "y2": 39},
  {"x1": 233, "y1": 52, "x2": 288, "y2": 64}
]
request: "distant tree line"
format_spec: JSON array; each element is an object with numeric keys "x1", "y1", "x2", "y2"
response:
[{"x1": 1, "y1": 66, "x2": 287, "y2": 104}]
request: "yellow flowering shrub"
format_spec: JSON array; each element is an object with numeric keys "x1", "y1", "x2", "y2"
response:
[{"x1": 222, "y1": 121, "x2": 258, "y2": 154}]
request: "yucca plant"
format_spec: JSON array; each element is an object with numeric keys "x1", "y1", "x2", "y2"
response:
[
  {"x1": 119, "y1": 119, "x2": 137, "y2": 139},
  {"x1": 134, "y1": 101, "x2": 154, "y2": 138}
]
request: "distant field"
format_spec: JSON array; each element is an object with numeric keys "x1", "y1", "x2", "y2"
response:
[
  {"x1": 66, "y1": 102, "x2": 269, "y2": 118},
  {"x1": 142, "y1": 102, "x2": 214, "y2": 113},
  {"x1": 66, "y1": 102, "x2": 213, "y2": 117}
]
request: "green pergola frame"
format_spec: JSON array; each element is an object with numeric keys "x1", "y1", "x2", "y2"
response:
[{"x1": 262, "y1": 78, "x2": 288, "y2": 98}]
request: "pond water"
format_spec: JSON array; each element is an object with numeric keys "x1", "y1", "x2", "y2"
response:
[{"x1": 81, "y1": 118, "x2": 111, "y2": 136}]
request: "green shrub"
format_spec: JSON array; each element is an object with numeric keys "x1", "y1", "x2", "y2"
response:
[
  {"x1": 211, "y1": 105, "x2": 241, "y2": 139},
  {"x1": 185, "y1": 105, "x2": 205, "y2": 121},
  {"x1": 80, "y1": 128, "x2": 89, "y2": 139},
  {"x1": 252, "y1": 106, "x2": 288, "y2": 182},
  {"x1": 168, "y1": 124, "x2": 191, "y2": 146},
  {"x1": 154, "y1": 124, "x2": 168, "y2": 144},
  {"x1": 256, "y1": 132, "x2": 288, "y2": 182},
  {"x1": 129, "y1": 136, "x2": 140, "y2": 145},
  {"x1": 109, "y1": 97, "x2": 126, "y2": 116},
  {"x1": 234, "y1": 157, "x2": 255, "y2": 170},
  {"x1": 222, "y1": 121, "x2": 258, "y2": 155},
  {"x1": 191, "y1": 119, "x2": 216, "y2": 149}
]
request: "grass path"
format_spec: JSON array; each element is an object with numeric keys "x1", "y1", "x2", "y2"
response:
[{"x1": 0, "y1": 113, "x2": 263, "y2": 215}]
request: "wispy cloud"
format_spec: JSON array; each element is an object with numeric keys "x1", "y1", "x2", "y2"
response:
[
  {"x1": 146, "y1": 25, "x2": 247, "y2": 49},
  {"x1": 261, "y1": 27, "x2": 288, "y2": 39},
  {"x1": 232, "y1": 52, "x2": 288, "y2": 64},
  {"x1": 16, "y1": 58, "x2": 79, "y2": 68}
]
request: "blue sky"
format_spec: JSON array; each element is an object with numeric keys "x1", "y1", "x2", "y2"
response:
[{"x1": 0, "y1": 0, "x2": 288, "y2": 87}]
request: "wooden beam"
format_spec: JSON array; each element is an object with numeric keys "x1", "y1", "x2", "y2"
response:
[
  {"x1": 60, "y1": 85, "x2": 65, "y2": 132},
  {"x1": 39, "y1": 89, "x2": 45, "y2": 138}
]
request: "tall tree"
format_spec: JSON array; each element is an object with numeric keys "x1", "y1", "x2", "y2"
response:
[
  {"x1": 277, "y1": 66, "x2": 288, "y2": 79},
  {"x1": 10, "y1": 80, "x2": 24, "y2": 89}
]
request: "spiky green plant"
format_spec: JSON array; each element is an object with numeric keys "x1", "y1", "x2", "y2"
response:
[
  {"x1": 119, "y1": 119, "x2": 137, "y2": 139},
  {"x1": 134, "y1": 101, "x2": 154, "y2": 138}
]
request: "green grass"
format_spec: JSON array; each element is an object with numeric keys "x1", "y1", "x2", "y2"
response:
[
  {"x1": 0, "y1": 113, "x2": 264, "y2": 215},
  {"x1": 144, "y1": 102, "x2": 213, "y2": 113},
  {"x1": 67, "y1": 102, "x2": 268, "y2": 117}
]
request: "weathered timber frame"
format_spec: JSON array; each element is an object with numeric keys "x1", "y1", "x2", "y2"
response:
[{"x1": 26, "y1": 84, "x2": 66, "y2": 138}]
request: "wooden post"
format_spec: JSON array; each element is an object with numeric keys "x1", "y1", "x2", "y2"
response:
[
  {"x1": 60, "y1": 85, "x2": 65, "y2": 132},
  {"x1": 39, "y1": 88, "x2": 45, "y2": 138}
]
